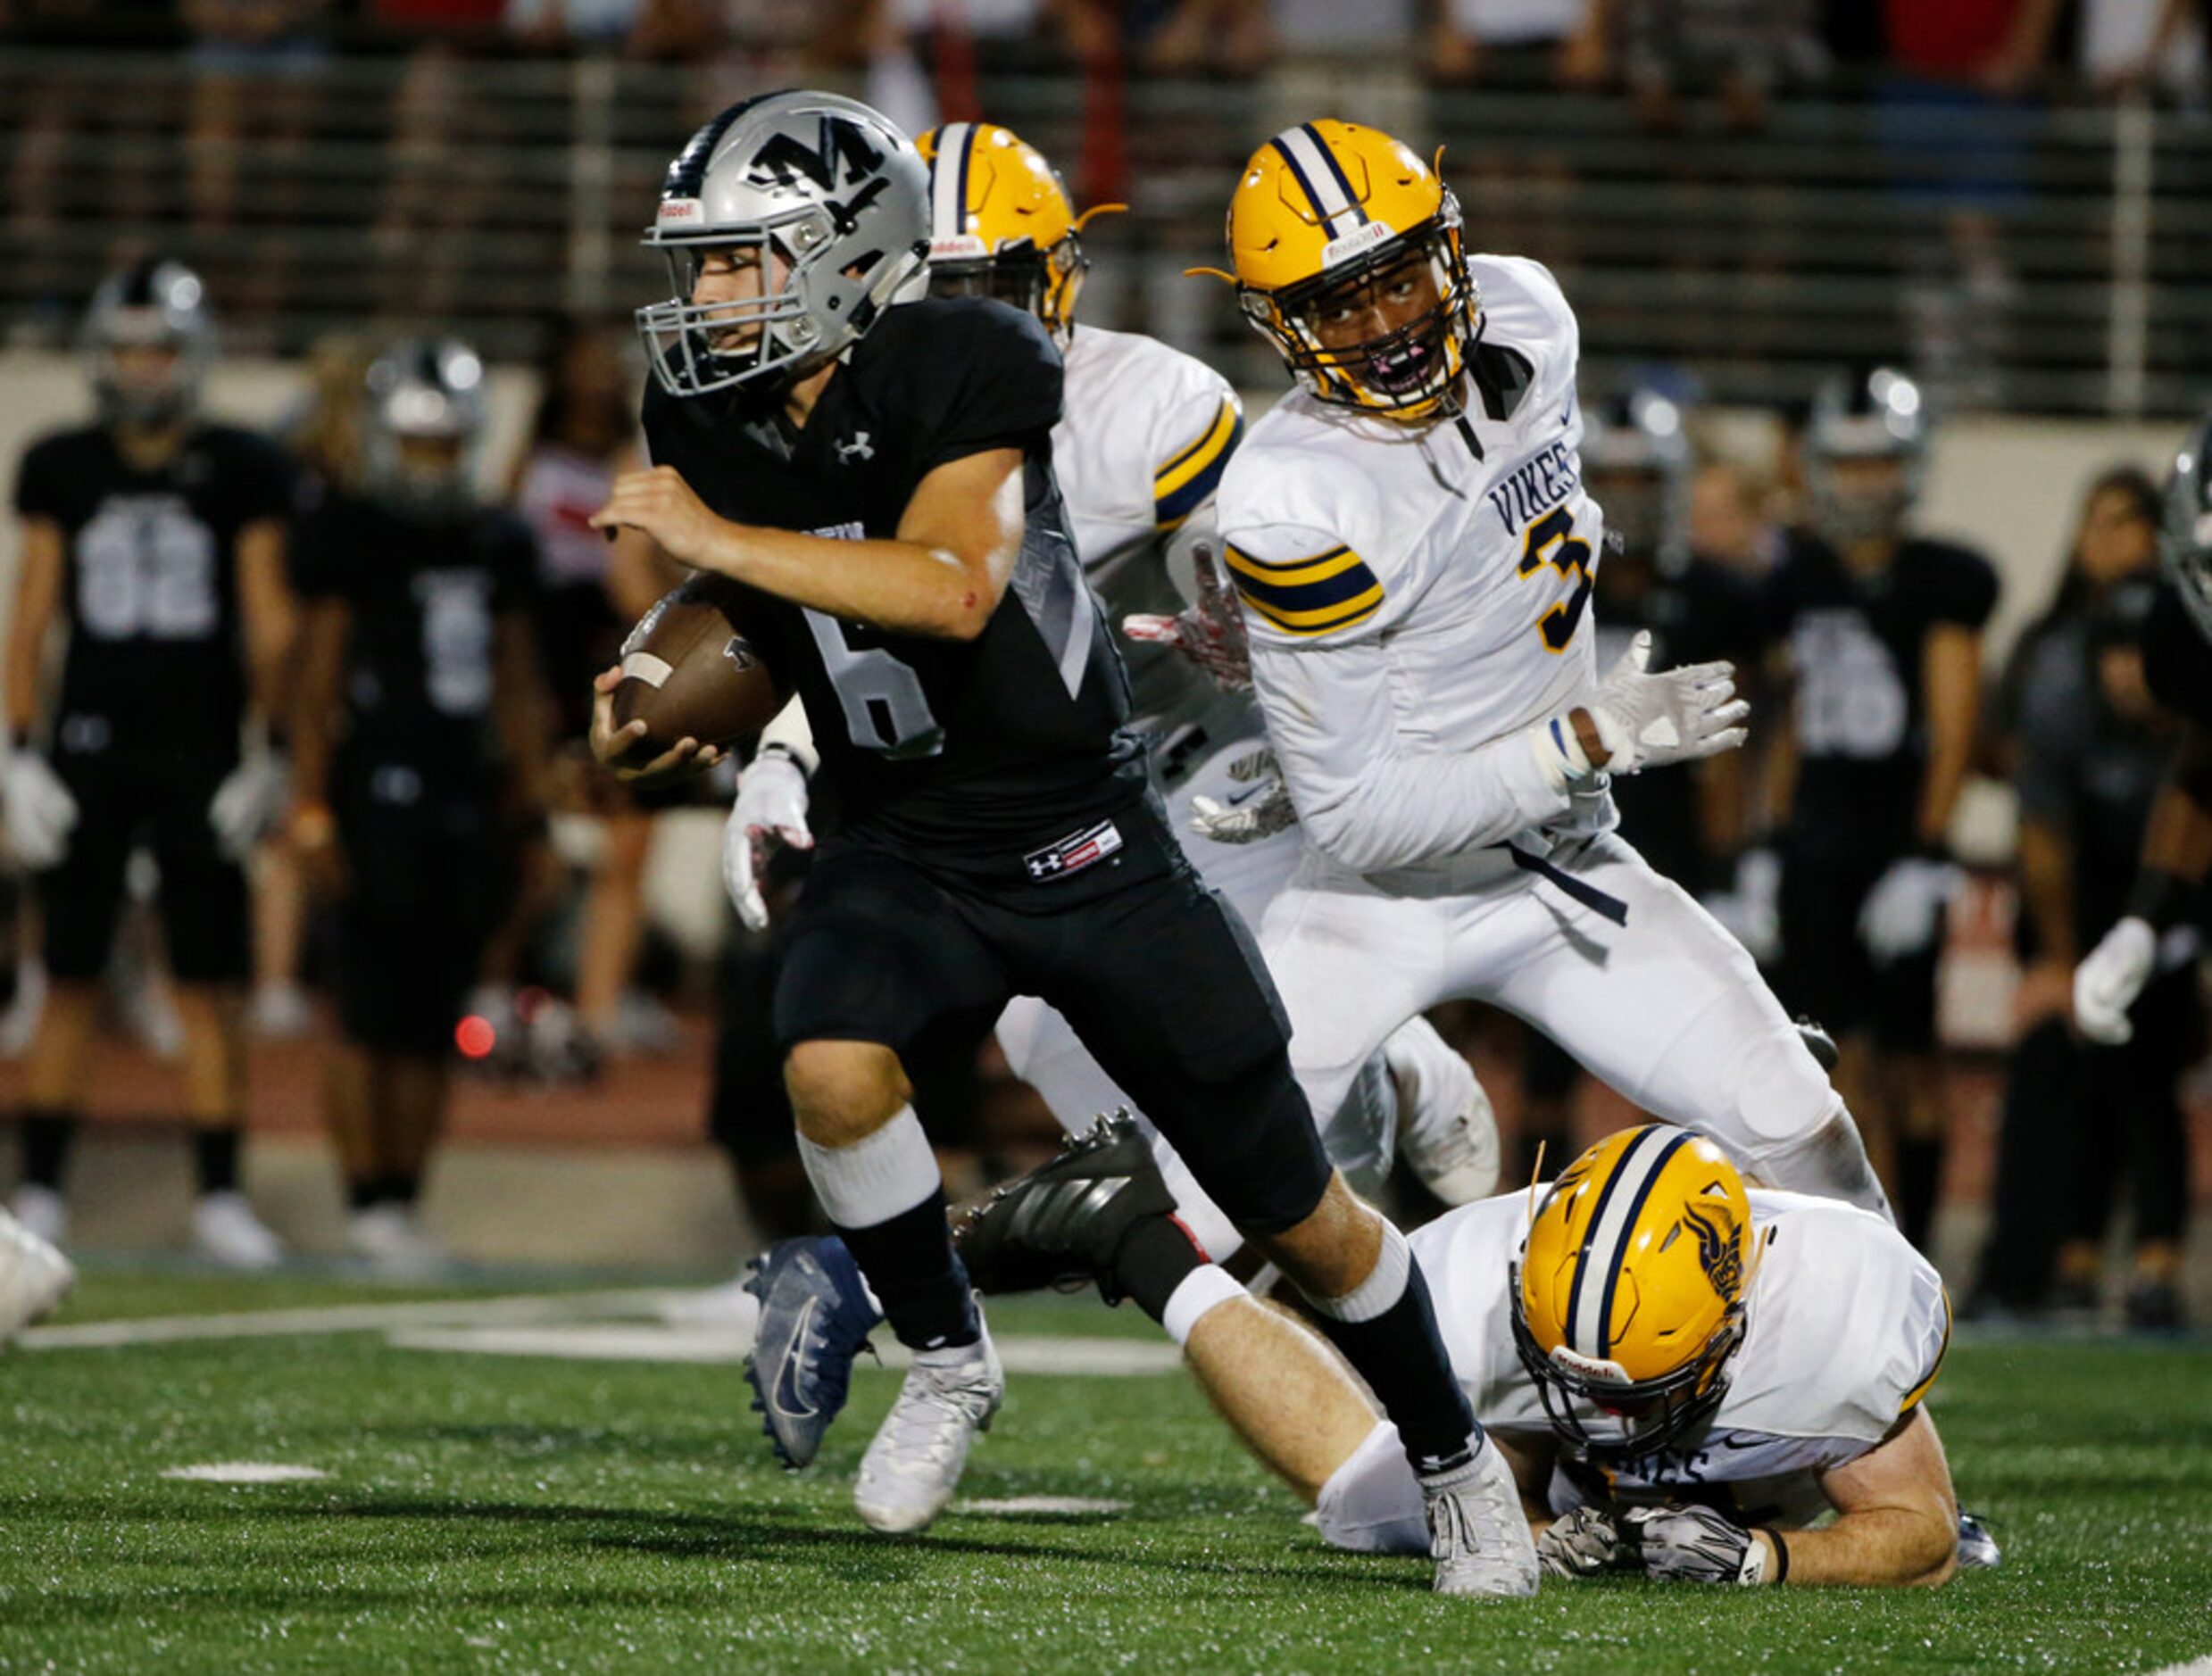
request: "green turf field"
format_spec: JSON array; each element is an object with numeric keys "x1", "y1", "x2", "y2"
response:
[{"x1": 1, "y1": 1272, "x2": 2207, "y2": 1674}]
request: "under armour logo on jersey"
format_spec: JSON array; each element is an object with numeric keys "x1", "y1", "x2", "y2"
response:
[{"x1": 836, "y1": 433, "x2": 874, "y2": 463}]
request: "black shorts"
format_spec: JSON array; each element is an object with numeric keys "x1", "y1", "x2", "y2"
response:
[
  {"x1": 38, "y1": 743, "x2": 249, "y2": 985},
  {"x1": 1775, "y1": 842, "x2": 1938, "y2": 1054},
  {"x1": 774, "y1": 804, "x2": 1334, "y2": 1233},
  {"x1": 333, "y1": 756, "x2": 511, "y2": 1056}
]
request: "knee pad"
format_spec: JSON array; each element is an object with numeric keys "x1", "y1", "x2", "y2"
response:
[
  {"x1": 1730, "y1": 1027, "x2": 1834, "y2": 1147},
  {"x1": 1169, "y1": 1050, "x2": 1333, "y2": 1237}
]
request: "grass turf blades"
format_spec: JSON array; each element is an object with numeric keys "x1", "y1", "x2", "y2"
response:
[{"x1": 0, "y1": 1273, "x2": 2206, "y2": 1673}]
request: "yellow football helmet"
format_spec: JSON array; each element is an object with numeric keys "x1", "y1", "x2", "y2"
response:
[
  {"x1": 1211, "y1": 119, "x2": 1477, "y2": 423},
  {"x1": 1510, "y1": 1125, "x2": 1760, "y2": 1460},
  {"x1": 917, "y1": 122, "x2": 1115, "y2": 344}
]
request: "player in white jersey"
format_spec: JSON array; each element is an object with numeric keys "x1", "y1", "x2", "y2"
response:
[
  {"x1": 720, "y1": 120, "x2": 1498, "y2": 1259},
  {"x1": 1161, "y1": 1125, "x2": 1969, "y2": 1587},
  {"x1": 1202, "y1": 119, "x2": 1890, "y2": 1216}
]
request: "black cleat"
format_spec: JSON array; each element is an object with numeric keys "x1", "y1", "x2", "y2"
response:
[
  {"x1": 1794, "y1": 1015, "x2": 1840, "y2": 1074},
  {"x1": 955, "y1": 1112, "x2": 1177, "y2": 1303}
]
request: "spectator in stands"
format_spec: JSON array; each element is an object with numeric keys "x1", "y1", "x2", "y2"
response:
[
  {"x1": 181, "y1": 0, "x2": 328, "y2": 245},
  {"x1": 506, "y1": 319, "x2": 678, "y2": 1071},
  {"x1": 1431, "y1": 0, "x2": 1605, "y2": 87},
  {"x1": 1598, "y1": 0, "x2": 1826, "y2": 130},
  {"x1": 2081, "y1": 0, "x2": 2206, "y2": 95},
  {"x1": 1975, "y1": 470, "x2": 2191, "y2": 1326},
  {"x1": 287, "y1": 339, "x2": 548, "y2": 1274}
]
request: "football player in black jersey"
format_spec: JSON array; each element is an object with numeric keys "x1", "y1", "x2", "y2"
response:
[
  {"x1": 2073, "y1": 415, "x2": 2212, "y2": 1076},
  {"x1": 2, "y1": 261, "x2": 295, "y2": 1267},
  {"x1": 586, "y1": 90, "x2": 1529, "y2": 1592},
  {"x1": 287, "y1": 339, "x2": 549, "y2": 1275},
  {"x1": 1764, "y1": 369, "x2": 2000, "y2": 1252}
]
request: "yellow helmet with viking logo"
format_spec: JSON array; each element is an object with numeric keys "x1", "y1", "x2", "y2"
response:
[
  {"x1": 917, "y1": 122, "x2": 1116, "y2": 344},
  {"x1": 1510, "y1": 1124, "x2": 1760, "y2": 1460},
  {"x1": 1210, "y1": 119, "x2": 1477, "y2": 423}
]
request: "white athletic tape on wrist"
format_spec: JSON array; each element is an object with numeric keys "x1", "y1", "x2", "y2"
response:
[
  {"x1": 1161, "y1": 1264, "x2": 1246, "y2": 1347},
  {"x1": 797, "y1": 1105, "x2": 940, "y2": 1230},
  {"x1": 1530, "y1": 713, "x2": 1596, "y2": 793},
  {"x1": 1303, "y1": 1216, "x2": 1412, "y2": 1324}
]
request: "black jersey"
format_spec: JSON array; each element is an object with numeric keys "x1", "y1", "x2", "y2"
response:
[
  {"x1": 12, "y1": 422, "x2": 293, "y2": 756},
  {"x1": 1592, "y1": 556, "x2": 1761, "y2": 889},
  {"x1": 1766, "y1": 532, "x2": 1999, "y2": 854},
  {"x1": 641, "y1": 297, "x2": 1143, "y2": 883},
  {"x1": 2143, "y1": 581, "x2": 2212, "y2": 731},
  {"x1": 291, "y1": 485, "x2": 537, "y2": 779}
]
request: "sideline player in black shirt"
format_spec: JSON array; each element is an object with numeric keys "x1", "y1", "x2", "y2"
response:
[
  {"x1": 2, "y1": 261, "x2": 295, "y2": 1267},
  {"x1": 287, "y1": 339, "x2": 548, "y2": 1275},
  {"x1": 2074, "y1": 413, "x2": 2212, "y2": 1059},
  {"x1": 1765, "y1": 369, "x2": 1999, "y2": 1250},
  {"x1": 586, "y1": 91, "x2": 1526, "y2": 1591}
]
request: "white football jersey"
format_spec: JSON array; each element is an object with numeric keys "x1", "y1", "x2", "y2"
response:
[
  {"x1": 1412, "y1": 1188, "x2": 1950, "y2": 1528},
  {"x1": 1054, "y1": 323, "x2": 1245, "y2": 748},
  {"x1": 1215, "y1": 256, "x2": 1617, "y2": 880}
]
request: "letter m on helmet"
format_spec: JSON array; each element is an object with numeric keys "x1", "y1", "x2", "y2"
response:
[{"x1": 749, "y1": 116, "x2": 883, "y2": 194}]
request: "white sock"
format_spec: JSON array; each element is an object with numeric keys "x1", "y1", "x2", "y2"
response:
[
  {"x1": 1301, "y1": 1217, "x2": 1411, "y2": 1324},
  {"x1": 1161, "y1": 1264, "x2": 1245, "y2": 1347},
  {"x1": 796, "y1": 1105, "x2": 940, "y2": 1229}
]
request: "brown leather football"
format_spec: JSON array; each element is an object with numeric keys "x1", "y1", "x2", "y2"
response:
[{"x1": 609, "y1": 574, "x2": 784, "y2": 765}]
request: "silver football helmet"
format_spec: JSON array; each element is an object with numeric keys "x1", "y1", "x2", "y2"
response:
[
  {"x1": 362, "y1": 337, "x2": 488, "y2": 519},
  {"x1": 1806, "y1": 366, "x2": 1926, "y2": 546},
  {"x1": 2162, "y1": 412, "x2": 2212, "y2": 643},
  {"x1": 1583, "y1": 387, "x2": 1692, "y2": 574},
  {"x1": 82, "y1": 258, "x2": 215, "y2": 428},
  {"x1": 636, "y1": 89, "x2": 930, "y2": 400}
]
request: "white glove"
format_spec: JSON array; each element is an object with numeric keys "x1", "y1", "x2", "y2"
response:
[
  {"x1": 722, "y1": 748, "x2": 813, "y2": 932},
  {"x1": 1621, "y1": 1504, "x2": 1772, "y2": 1585},
  {"x1": 209, "y1": 751, "x2": 292, "y2": 863},
  {"x1": 2074, "y1": 916, "x2": 2157, "y2": 1046},
  {"x1": 1583, "y1": 630, "x2": 1749, "y2": 776},
  {"x1": 1, "y1": 748, "x2": 79, "y2": 869},
  {"x1": 1121, "y1": 542, "x2": 1254, "y2": 693},
  {"x1": 1857, "y1": 853, "x2": 1962, "y2": 966},
  {"x1": 1537, "y1": 1506, "x2": 1632, "y2": 1578},
  {"x1": 1190, "y1": 760, "x2": 1299, "y2": 845}
]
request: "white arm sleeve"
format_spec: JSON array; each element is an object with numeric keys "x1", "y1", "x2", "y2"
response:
[
  {"x1": 756, "y1": 695, "x2": 819, "y2": 776},
  {"x1": 1249, "y1": 634, "x2": 1574, "y2": 874}
]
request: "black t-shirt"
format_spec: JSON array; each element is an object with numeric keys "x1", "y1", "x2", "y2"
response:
[
  {"x1": 1765, "y1": 533, "x2": 1999, "y2": 855},
  {"x1": 1592, "y1": 556, "x2": 1761, "y2": 889},
  {"x1": 13, "y1": 422, "x2": 294, "y2": 756},
  {"x1": 291, "y1": 485, "x2": 537, "y2": 779},
  {"x1": 641, "y1": 297, "x2": 1144, "y2": 884},
  {"x1": 2143, "y1": 581, "x2": 2212, "y2": 731}
]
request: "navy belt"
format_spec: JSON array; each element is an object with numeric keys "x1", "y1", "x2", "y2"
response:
[{"x1": 1505, "y1": 842, "x2": 1630, "y2": 926}]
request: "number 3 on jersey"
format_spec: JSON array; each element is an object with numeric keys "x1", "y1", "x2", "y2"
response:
[
  {"x1": 803, "y1": 609, "x2": 944, "y2": 759},
  {"x1": 1518, "y1": 506, "x2": 1594, "y2": 652}
]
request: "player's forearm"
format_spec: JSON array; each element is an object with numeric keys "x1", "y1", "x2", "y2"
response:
[
  {"x1": 693, "y1": 520, "x2": 999, "y2": 641},
  {"x1": 5, "y1": 525, "x2": 62, "y2": 740},
  {"x1": 1916, "y1": 628, "x2": 1981, "y2": 846},
  {"x1": 1767, "y1": 1506, "x2": 1957, "y2": 1587},
  {"x1": 287, "y1": 603, "x2": 349, "y2": 806},
  {"x1": 2017, "y1": 819, "x2": 2076, "y2": 964},
  {"x1": 2140, "y1": 759, "x2": 2212, "y2": 890},
  {"x1": 2, "y1": 622, "x2": 39, "y2": 742},
  {"x1": 236, "y1": 522, "x2": 298, "y2": 723},
  {"x1": 1294, "y1": 737, "x2": 1573, "y2": 873}
]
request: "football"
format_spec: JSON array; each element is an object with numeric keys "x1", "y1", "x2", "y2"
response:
[{"x1": 610, "y1": 573, "x2": 784, "y2": 763}]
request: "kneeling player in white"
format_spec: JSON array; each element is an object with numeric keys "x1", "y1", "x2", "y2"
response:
[
  {"x1": 1204, "y1": 120, "x2": 1888, "y2": 1216},
  {"x1": 1185, "y1": 1126, "x2": 1967, "y2": 1588},
  {"x1": 721, "y1": 120, "x2": 1497, "y2": 1258}
]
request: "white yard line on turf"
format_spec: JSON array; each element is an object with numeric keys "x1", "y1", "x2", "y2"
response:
[
  {"x1": 2141, "y1": 1661, "x2": 2212, "y2": 1675},
  {"x1": 387, "y1": 1323, "x2": 1181, "y2": 1375},
  {"x1": 15, "y1": 1289, "x2": 674, "y2": 1349}
]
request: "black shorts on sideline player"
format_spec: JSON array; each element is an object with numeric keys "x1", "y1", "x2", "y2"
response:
[
  {"x1": 1776, "y1": 840, "x2": 1939, "y2": 1055},
  {"x1": 38, "y1": 742, "x2": 249, "y2": 985},
  {"x1": 332, "y1": 755, "x2": 511, "y2": 1057},
  {"x1": 774, "y1": 802, "x2": 1334, "y2": 1234}
]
